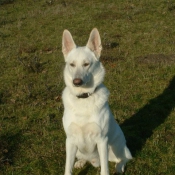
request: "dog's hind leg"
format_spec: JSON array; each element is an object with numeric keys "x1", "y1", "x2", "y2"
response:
[
  {"x1": 116, "y1": 146, "x2": 132, "y2": 173},
  {"x1": 110, "y1": 143, "x2": 132, "y2": 173}
]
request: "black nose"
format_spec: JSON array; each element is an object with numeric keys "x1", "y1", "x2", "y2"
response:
[{"x1": 73, "y1": 78, "x2": 83, "y2": 86}]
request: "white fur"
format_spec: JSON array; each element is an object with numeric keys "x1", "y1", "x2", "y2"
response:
[{"x1": 62, "y1": 28, "x2": 132, "y2": 175}]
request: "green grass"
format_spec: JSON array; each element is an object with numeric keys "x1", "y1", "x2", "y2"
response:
[{"x1": 0, "y1": 0, "x2": 175, "y2": 174}]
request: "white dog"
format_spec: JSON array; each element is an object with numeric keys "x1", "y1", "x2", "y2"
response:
[{"x1": 62, "y1": 28, "x2": 132, "y2": 175}]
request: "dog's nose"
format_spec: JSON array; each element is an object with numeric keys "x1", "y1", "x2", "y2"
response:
[{"x1": 73, "y1": 78, "x2": 83, "y2": 86}]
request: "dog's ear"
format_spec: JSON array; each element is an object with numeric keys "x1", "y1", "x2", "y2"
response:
[
  {"x1": 62, "y1": 30, "x2": 76, "y2": 59},
  {"x1": 86, "y1": 28, "x2": 102, "y2": 60}
]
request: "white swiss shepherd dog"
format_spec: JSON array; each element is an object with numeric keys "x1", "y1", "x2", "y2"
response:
[{"x1": 62, "y1": 28, "x2": 132, "y2": 175}]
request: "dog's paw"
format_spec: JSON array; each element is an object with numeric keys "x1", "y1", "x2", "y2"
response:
[
  {"x1": 115, "y1": 162, "x2": 125, "y2": 174},
  {"x1": 74, "y1": 159, "x2": 86, "y2": 169},
  {"x1": 90, "y1": 158, "x2": 100, "y2": 167}
]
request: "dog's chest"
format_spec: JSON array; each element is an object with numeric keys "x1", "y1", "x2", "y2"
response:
[
  {"x1": 71, "y1": 97, "x2": 97, "y2": 117},
  {"x1": 67, "y1": 122, "x2": 101, "y2": 153}
]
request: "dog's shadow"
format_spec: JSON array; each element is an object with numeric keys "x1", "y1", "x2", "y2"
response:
[{"x1": 121, "y1": 76, "x2": 175, "y2": 156}]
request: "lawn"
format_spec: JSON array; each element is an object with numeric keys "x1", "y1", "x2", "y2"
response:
[{"x1": 0, "y1": 0, "x2": 175, "y2": 174}]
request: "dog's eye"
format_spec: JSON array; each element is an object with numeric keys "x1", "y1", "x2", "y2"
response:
[
  {"x1": 83, "y1": 63, "x2": 89, "y2": 67},
  {"x1": 70, "y1": 63, "x2": 75, "y2": 67}
]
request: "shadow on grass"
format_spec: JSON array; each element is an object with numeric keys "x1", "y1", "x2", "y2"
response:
[
  {"x1": 121, "y1": 76, "x2": 175, "y2": 156},
  {"x1": 0, "y1": 130, "x2": 22, "y2": 169},
  {"x1": 0, "y1": 0, "x2": 14, "y2": 5}
]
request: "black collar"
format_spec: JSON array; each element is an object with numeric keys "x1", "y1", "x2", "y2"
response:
[
  {"x1": 77, "y1": 92, "x2": 91, "y2": 98},
  {"x1": 76, "y1": 87, "x2": 97, "y2": 99}
]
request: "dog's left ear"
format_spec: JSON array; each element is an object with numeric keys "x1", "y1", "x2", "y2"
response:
[{"x1": 86, "y1": 28, "x2": 102, "y2": 60}]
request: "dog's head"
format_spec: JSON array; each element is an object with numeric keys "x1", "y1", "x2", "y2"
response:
[{"x1": 62, "y1": 28, "x2": 105, "y2": 95}]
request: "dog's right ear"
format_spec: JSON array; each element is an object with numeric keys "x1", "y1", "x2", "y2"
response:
[{"x1": 62, "y1": 30, "x2": 76, "y2": 60}]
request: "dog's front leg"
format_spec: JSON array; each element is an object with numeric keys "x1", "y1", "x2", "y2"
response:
[
  {"x1": 64, "y1": 138, "x2": 77, "y2": 175},
  {"x1": 97, "y1": 138, "x2": 109, "y2": 175}
]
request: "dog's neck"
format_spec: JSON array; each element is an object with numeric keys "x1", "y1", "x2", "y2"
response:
[{"x1": 76, "y1": 87, "x2": 97, "y2": 99}]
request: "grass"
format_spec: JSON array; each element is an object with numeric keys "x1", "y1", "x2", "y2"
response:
[{"x1": 0, "y1": 0, "x2": 175, "y2": 174}]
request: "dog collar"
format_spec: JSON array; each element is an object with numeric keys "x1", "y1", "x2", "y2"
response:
[
  {"x1": 77, "y1": 92, "x2": 91, "y2": 98},
  {"x1": 76, "y1": 87, "x2": 97, "y2": 99}
]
